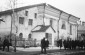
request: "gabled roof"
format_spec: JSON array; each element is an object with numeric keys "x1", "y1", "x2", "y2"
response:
[
  {"x1": 31, "y1": 25, "x2": 56, "y2": 32},
  {"x1": 0, "y1": 3, "x2": 45, "y2": 15},
  {"x1": 0, "y1": 3, "x2": 80, "y2": 20}
]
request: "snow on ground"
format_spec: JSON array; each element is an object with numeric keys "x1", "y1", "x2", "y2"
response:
[{"x1": 16, "y1": 46, "x2": 64, "y2": 52}]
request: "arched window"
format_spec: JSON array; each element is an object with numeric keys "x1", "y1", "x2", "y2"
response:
[
  {"x1": 61, "y1": 21, "x2": 66, "y2": 29},
  {"x1": 29, "y1": 34, "x2": 31, "y2": 38},
  {"x1": 70, "y1": 24, "x2": 72, "y2": 35},
  {"x1": 28, "y1": 34, "x2": 32, "y2": 40},
  {"x1": 19, "y1": 33, "x2": 23, "y2": 40}
]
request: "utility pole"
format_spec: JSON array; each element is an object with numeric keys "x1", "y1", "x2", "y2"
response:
[
  {"x1": 13, "y1": 0, "x2": 17, "y2": 52},
  {"x1": 9, "y1": 0, "x2": 17, "y2": 52},
  {"x1": 77, "y1": 20, "x2": 80, "y2": 40},
  {"x1": 68, "y1": 15, "x2": 71, "y2": 39},
  {"x1": 57, "y1": 11, "x2": 62, "y2": 40},
  {"x1": 43, "y1": 3, "x2": 46, "y2": 25}
]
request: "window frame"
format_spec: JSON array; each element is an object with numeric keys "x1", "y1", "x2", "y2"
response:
[
  {"x1": 19, "y1": 33, "x2": 23, "y2": 40},
  {"x1": 50, "y1": 19, "x2": 53, "y2": 26},
  {"x1": 34, "y1": 13, "x2": 37, "y2": 18},
  {"x1": 70, "y1": 24, "x2": 72, "y2": 35},
  {"x1": 61, "y1": 21, "x2": 66, "y2": 29},
  {"x1": 28, "y1": 19, "x2": 33, "y2": 25},
  {"x1": 25, "y1": 10, "x2": 28, "y2": 16},
  {"x1": 19, "y1": 17, "x2": 24, "y2": 24}
]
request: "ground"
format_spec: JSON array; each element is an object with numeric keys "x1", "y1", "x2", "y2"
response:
[{"x1": 0, "y1": 47, "x2": 85, "y2": 55}]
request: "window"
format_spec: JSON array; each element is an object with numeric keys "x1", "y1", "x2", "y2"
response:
[
  {"x1": 19, "y1": 17, "x2": 24, "y2": 24},
  {"x1": 34, "y1": 13, "x2": 37, "y2": 18},
  {"x1": 28, "y1": 19, "x2": 33, "y2": 25},
  {"x1": 61, "y1": 21, "x2": 66, "y2": 29},
  {"x1": 50, "y1": 19, "x2": 52, "y2": 26},
  {"x1": 45, "y1": 33, "x2": 52, "y2": 45},
  {"x1": 28, "y1": 34, "x2": 32, "y2": 40},
  {"x1": 19, "y1": 33, "x2": 23, "y2": 40},
  {"x1": 28, "y1": 34, "x2": 31, "y2": 38},
  {"x1": 45, "y1": 33, "x2": 48, "y2": 38},
  {"x1": 70, "y1": 24, "x2": 72, "y2": 35},
  {"x1": 25, "y1": 11, "x2": 28, "y2": 16}
]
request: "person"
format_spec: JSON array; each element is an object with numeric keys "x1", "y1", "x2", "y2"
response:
[
  {"x1": 3, "y1": 37, "x2": 10, "y2": 51},
  {"x1": 0, "y1": 37, "x2": 3, "y2": 50},
  {"x1": 45, "y1": 38, "x2": 49, "y2": 48},
  {"x1": 58, "y1": 39, "x2": 62, "y2": 50},
  {"x1": 41, "y1": 37, "x2": 49, "y2": 54},
  {"x1": 63, "y1": 40, "x2": 67, "y2": 50}
]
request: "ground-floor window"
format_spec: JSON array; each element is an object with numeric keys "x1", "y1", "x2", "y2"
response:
[
  {"x1": 19, "y1": 33, "x2": 23, "y2": 40},
  {"x1": 28, "y1": 34, "x2": 32, "y2": 40}
]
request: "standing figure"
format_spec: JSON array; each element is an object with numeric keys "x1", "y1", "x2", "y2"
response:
[
  {"x1": 45, "y1": 38, "x2": 49, "y2": 50},
  {"x1": 0, "y1": 37, "x2": 3, "y2": 49},
  {"x1": 3, "y1": 37, "x2": 10, "y2": 51},
  {"x1": 41, "y1": 37, "x2": 49, "y2": 54},
  {"x1": 63, "y1": 40, "x2": 67, "y2": 50},
  {"x1": 58, "y1": 39, "x2": 62, "y2": 50}
]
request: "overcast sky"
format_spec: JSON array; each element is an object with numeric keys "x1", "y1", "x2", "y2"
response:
[{"x1": 0, "y1": 0, "x2": 85, "y2": 21}]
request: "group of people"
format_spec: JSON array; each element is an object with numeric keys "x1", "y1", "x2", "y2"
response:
[
  {"x1": 57, "y1": 39, "x2": 85, "y2": 50},
  {"x1": 1, "y1": 36, "x2": 85, "y2": 53},
  {"x1": 0, "y1": 37, "x2": 11, "y2": 51},
  {"x1": 63, "y1": 39, "x2": 85, "y2": 50},
  {"x1": 0, "y1": 36, "x2": 50, "y2": 53}
]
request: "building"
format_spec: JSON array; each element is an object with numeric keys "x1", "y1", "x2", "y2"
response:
[
  {"x1": 0, "y1": 3, "x2": 80, "y2": 46},
  {"x1": 78, "y1": 21, "x2": 85, "y2": 40}
]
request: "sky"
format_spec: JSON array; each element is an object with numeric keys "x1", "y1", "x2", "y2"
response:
[{"x1": 0, "y1": 0, "x2": 85, "y2": 21}]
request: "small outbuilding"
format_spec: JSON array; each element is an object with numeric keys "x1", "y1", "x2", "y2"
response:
[{"x1": 31, "y1": 25, "x2": 56, "y2": 46}]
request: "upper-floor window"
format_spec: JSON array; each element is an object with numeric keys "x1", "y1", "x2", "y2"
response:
[
  {"x1": 61, "y1": 21, "x2": 66, "y2": 29},
  {"x1": 34, "y1": 13, "x2": 37, "y2": 18},
  {"x1": 28, "y1": 19, "x2": 33, "y2": 25},
  {"x1": 50, "y1": 19, "x2": 53, "y2": 26},
  {"x1": 70, "y1": 24, "x2": 72, "y2": 35},
  {"x1": 25, "y1": 11, "x2": 28, "y2": 16},
  {"x1": 19, "y1": 17, "x2": 24, "y2": 24}
]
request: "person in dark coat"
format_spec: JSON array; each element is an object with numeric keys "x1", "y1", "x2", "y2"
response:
[
  {"x1": 41, "y1": 37, "x2": 49, "y2": 54},
  {"x1": 58, "y1": 39, "x2": 62, "y2": 50},
  {"x1": 45, "y1": 38, "x2": 49, "y2": 48},
  {"x1": 41, "y1": 38, "x2": 45, "y2": 53},
  {"x1": 3, "y1": 37, "x2": 10, "y2": 51},
  {"x1": 63, "y1": 40, "x2": 67, "y2": 50},
  {"x1": 0, "y1": 37, "x2": 3, "y2": 49}
]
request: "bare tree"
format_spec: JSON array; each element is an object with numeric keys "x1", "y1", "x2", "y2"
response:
[{"x1": 7, "y1": 0, "x2": 18, "y2": 52}]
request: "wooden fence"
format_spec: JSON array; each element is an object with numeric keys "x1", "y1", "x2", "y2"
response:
[{"x1": 11, "y1": 40, "x2": 41, "y2": 47}]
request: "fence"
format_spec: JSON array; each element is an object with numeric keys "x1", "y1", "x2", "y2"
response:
[{"x1": 11, "y1": 40, "x2": 41, "y2": 47}]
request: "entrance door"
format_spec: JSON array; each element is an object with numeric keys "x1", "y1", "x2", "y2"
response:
[{"x1": 45, "y1": 33, "x2": 52, "y2": 45}]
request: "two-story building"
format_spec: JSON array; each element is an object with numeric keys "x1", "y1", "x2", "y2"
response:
[{"x1": 0, "y1": 3, "x2": 80, "y2": 46}]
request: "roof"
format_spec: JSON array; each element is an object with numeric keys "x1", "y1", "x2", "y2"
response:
[
  {"x1": 0, "y1": 3, "x2": 46, "y2": 15},
  {"x1": 47, "y1": 4, "x2": 80, "y2": 20},
  {"x1": 0, "y1": 3, "x2": 80, "y2": 20},
  {"x1": 31, "y1": 25, "x2": 56, "y2": 32}
]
